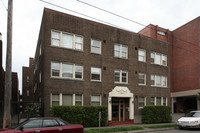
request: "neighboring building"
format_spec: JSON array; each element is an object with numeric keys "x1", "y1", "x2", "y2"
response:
[
  {"x1": 139, "y1": 17, "x2": 200, "y2": 113},
  {"x1": 22, "y1": 58, "x2": 35, "y2": 102},
  {"x1": 33, "y1": 8, "x2": 170, "y2": 124},
  {"x1": 0, "y1": 33, "x2": 19, "y2": 124}
]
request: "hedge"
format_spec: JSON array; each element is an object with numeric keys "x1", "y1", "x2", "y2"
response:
[
  {"x1": 142, "y1": 105, "x2": 172, "y2": 124},
  {"x1": 51, "y1": 105, "x2": 107, "y2": 127}
]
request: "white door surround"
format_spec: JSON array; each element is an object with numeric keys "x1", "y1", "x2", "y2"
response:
[{"x1": 108, "y1": 86, "x2": 134, "y2": 122}]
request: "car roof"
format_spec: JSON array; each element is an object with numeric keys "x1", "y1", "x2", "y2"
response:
[{"x1": 29, "y1": 117, "x2": 59, "y2": 120}]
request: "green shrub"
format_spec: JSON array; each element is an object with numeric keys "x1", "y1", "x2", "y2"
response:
[
  {"x1": 51, "y1": 105, "x2": 107, "y2": 127},
  {"x1": 25, "y1": 103, "x2": 42, "y2": 118},
  {"x1": 142, "y1": 105, "x2": 172, "y2": 124}
]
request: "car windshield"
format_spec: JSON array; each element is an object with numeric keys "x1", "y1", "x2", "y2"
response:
[
  {"x1": 11, "y1": 119, "x2": 29, "y2": 129},
  {"x1": 185, "y1": 112, "x2": 200, "y2": 117}
]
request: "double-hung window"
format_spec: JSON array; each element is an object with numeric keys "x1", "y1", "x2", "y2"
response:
[
  {"x1": 91, "y1": 67, "x2": 101, "y2": 81},
  {"x1": 52, "y1": 93, "x2": 83, "y2": 106},
  {"x1": 114, "y1": 44, "x2": 128, "y2": 59},
  {"x1": 51, "y1": 62, "x2": 83, "y2": 80},
  {"x1": 163, "y1": 97, "x2": 167, "y2": 106},
  {"x1": 151, "y1": 74, "x2": 167, "y2": 87},
  {"x1": 51, "y1": 62, "x2": 60, "y2": 77},
  {"x1": 156, "y1": 97, "x2": 161, "y2": 105},
  {"x1": 91, "y1": 39, "x2": 101, "y2": 54},
  {"x1": 151, "y1": 97, "x2": 155, "y2": 105},
  {"x1": 115, "y1": 70, "x2": 128, "y2": 84},
  {"x1": 138, "y1": 49, "x2": 146, "y2": 62},
  {"x1": 75, "y1": 94, "x2": 83, "y2": 105},
  {"x1": 138, "y1": 73, "x2": 146, "y2": 85},
  {"x1": 138, "y1": 96, "x2": 146, "y2": 109},
  {"x1": 62, "y1": 94, "x2": 73, "y2": 105},
  {"x1": 91, "y1": 95, "x2": 101, "y2": 106},
  {"x1": 52, "y1": 94, "x2": 60, "y2": 106},
  {"x1": 151, "y1": 52, "x2": 167, "y2": 66},
  {"x1": 51, "y1": 30, "x2": 83, "y2": 51}
]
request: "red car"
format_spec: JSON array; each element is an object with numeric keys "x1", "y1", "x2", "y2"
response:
[{"x1": 0, "y1": 117, "x2": 84, "y2": 133}]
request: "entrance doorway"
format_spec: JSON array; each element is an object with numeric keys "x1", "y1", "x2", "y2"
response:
[{"x1": 112, "y1": 98, "x2": 128, "y2": 121}]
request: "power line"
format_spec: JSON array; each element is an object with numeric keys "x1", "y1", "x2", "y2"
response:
[
  {"x1": 0, "y1": 0, "x2": 7, "y2": 11},
  {"x1": 40, "y1": 0, "x2": 200, "y2": 56},
  {"x1": 76, "y1": 0, "x2": 200, "y2": 52},
  {"x1": 39, "y1": 0, "x2": 133, "y2": 32}
]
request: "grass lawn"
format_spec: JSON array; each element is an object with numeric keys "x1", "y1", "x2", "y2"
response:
[
  {"x1": 85, "y1": 126, "x2": 144, "y2": 133},
  {"x1": 145, "y1": 124, "x2": 177, "y2": 129}
]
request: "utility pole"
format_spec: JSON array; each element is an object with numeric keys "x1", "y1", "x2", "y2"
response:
[{"x1": 3, "y1": 0, "x2": 13, "y2": 129}]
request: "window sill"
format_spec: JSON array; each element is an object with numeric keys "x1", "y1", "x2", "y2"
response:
[
  {"x1": 138, "y1": 61, "x2": 146, "y2": 63},
  {"x1": 115, "y1": 82, "x2": 128, "y2": 85},
  {"x1": 91, "y1": 52, "x2": 102, "y2": 55},
  {"x1": 91, "y1": 80, "x2": 102, "y2": 83},
  {"x1": 138, "y1": 84, "x2": 147, "y2": 86},
  {"x1": 114, "y1": 56, "x2": 128, "y2": 60},
  {"x1": 50, "y1": 76, "x2": 84, "y2": 81},
  {"x1": 51, "y1": 45, "x2": 84, "y2": 52},
  {"x1": 151, "y1": 85, "x2": 168, "y2": 88},
  {"x1": 150, "y1": 63, "x2": 168, "y2": 67}
]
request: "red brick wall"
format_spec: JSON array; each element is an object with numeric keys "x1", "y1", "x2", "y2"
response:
[{"x1": 171, "y1": 17, "x2": 200, "y2": 92}]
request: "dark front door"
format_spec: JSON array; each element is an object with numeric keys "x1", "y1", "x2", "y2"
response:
[{"x1": 112, "y1": 98, "x2": 125, "y2": 121}]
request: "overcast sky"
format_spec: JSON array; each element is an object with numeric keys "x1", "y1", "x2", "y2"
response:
[{"x1": 0, "y1": 0, "x2": 200, "y2": 93}]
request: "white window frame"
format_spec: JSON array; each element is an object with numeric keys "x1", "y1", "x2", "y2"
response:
[
  {"x1": 114, "y1": 44, "x2": 128, "y2": 59},
  {"x1": 151, "y1": 74, "x2": 167, "y2": 87},
  {"x1": 151, "y1": 52, "x2": 167, "y2": 66},
  {"x1": 138, "y1": 49, "x2": 146, "y2": 62},
  {"x1": 51, "y1": 30, "x2": 83, "y2": 51},
  {"x1": 91, "y1": 39, "x2": 102, "y2": 54},
  {"x1": 51, "y1": 93, "x2": 61, "y2": 107},
  {"x1": 51, "y1": 93, "x2": 83, "y2": 107},
  {"x1": 154, "y1": 97, "x2": 168, "y2": 106},
  {"x1": 114, "y1": 70, "x2": 128, "y2": 84},
  {"x1": 91, "y1": 95, "x2": 101, "y2": 106},
  {"x1": 162, "y1": 97, "x2": 168, "y2": 106},
  {"x1": 138, "y1": 96, "x2": 146, "y2": 109},
  {"x1": 138, "y1": 73, "x2": 146, "y2": 85},
  {"x1": 51, "y1": 62, "x2": 83, "y2": 80},
  {"x1": 151, "y1": 97, "x2": 156, "y2": 105},
  {"x1": 91, "y1": 67, "x2": 101, "y2": 82}
]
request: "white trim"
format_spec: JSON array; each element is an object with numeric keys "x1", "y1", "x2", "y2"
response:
[
  {"x1": 91, "y1": 67, "x2": 102, "y2": 82},
  {"x1": 138, "y1": 49, "x2": 146, "y2": 62},
  {"x1": 171, "y1": 89, "x2": 200, "y2": 97},
  {"x1": 51, "y1": 30, "x2": 83, "y2": 51},
  {"x1": 114, "y1": 43, "x2": 128, "y2": 59},
  {"x1": 138, "y1": 73, "x2": 146, "y2": 85},
  {"x1": 114, "y1": 70, "x2": 128, "y2": 84},
  {"x1": 108, "y1": 86, "x2": 134, "y2": 121},
  {"x1": 51, "y1": 62, "x2": 83, "y2": 80},
  {"x1": 91, "y1": 39, "x2": 102, "y2": 54},
  {"x1": 150, "y1": 51, "x2": 167, "y2": 66}
]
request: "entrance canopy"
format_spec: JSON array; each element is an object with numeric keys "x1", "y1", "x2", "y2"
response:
[{"x1": 109, "y1": 86, "x2": 133, "y2": 98}]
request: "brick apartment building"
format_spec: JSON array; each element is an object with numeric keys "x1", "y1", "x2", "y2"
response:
[
  {"x1": 139, "y1": 17, "x2": 200, "y2": 113},
  {"x1": 30, "y1": 8, "x2": 170, "y2": 124},
  {"x1": 0, "y1": 33, "x2": 19, "y2": 124},
  {"x1": 22, "y1": 58, "x2": 35, "y2": 103}
]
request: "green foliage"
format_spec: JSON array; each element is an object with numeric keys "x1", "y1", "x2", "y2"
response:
[
  {"x1": 51, "y1": 105, "x2": 107, "y2": 127},
  {"x1": 25, "y1": 103, "x2": 42, "y2": 118},
  {"x1": 142, "y1": 105, "x2": 172, "y2": 124}
]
